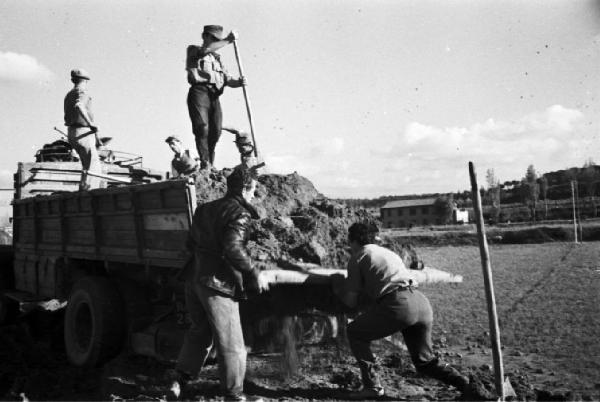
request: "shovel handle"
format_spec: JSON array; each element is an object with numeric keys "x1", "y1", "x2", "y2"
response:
[{"x1": 232, "y1": 40, "x2": 258, "y2": 158}]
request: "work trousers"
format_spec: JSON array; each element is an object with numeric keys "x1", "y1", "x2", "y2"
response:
[
  {"x1": 187, "y1": 86, "x2": 222, "y2": 167},
  {"x1": 177, "y1": 282, "x2": 246, "y2": 397},
  {"x1": 67, "y1": 126, "x2": 102, "y2": 190},
  {"x1": 347, "y1": 288, "x2": 435, "y2": 388}
]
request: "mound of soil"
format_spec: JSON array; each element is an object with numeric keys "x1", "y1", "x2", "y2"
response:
[{"x1": 193, "y1": 169, "x2": 419, "y2": 270}]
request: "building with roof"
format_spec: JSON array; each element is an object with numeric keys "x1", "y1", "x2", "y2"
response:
[{"x1": 380, "y1": 198, "x2": 440, "y2": 228}]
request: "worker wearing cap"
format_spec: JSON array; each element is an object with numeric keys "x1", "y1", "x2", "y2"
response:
[
  {"x1": 63, "y1": 68, "x2": 101, "y2": 190},
  {"x1": 165, "y1": 135, "x2": 198, "y2": 179},
  {"x1": 186, "y1": 25, "x2": 246, "y2": 170},
  {"x1": 221, "y1": 126, "x2": 262, "y2": 170}
]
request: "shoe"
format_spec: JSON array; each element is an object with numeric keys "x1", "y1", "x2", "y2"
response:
[
  {"x1": 419, "y1": 360, "x2": 469, "y2": 391},
  {"x1": 347, "y1": 387, "x2": 385, "y2": 400}
]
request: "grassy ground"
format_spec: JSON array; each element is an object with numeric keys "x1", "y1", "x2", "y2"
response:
[{"x1": 420, "y1": 242, "x2": 600, "y2": 397}]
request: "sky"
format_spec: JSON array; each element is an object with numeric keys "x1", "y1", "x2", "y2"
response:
[{"x1": 1, "y1": 0, "x2": 599, "y2": 204}]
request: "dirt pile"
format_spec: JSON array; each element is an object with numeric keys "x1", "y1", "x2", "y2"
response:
[{"x1": 193, "y1": 169, "x2": 420, "y2": 270}]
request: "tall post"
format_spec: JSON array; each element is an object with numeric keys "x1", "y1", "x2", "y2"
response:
[
  {"x1": 469, "y1": 162, "x2": 505, "y2": 400},
  {"x1": 571, "y1": 181, "x2": 578, "y2": 243},
  {"x1": 232, "y1": 40, "x2": 258, "y2": 157}
]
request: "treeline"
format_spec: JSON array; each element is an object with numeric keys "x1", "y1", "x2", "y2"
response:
[{"x1": 337, "y1": 161, "x2": 600, "y2": 224}]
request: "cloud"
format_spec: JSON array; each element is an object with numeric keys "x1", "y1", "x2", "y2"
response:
[
  {"x1": 265, "y1": 105, "x2": 591, "y2": 197},
  {"x1": 0, "y1": 51, "x2": 54, "y2": 84}
]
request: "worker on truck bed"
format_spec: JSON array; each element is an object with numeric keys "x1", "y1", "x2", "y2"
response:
[
  {"x1": 331, "y1": 222, "x2": 470, "y2": 399},
  {"x1": 222, "y1": 126, "x2": 264, "y2": 171},
  {"x1": 63, "y1": 68, "x2": 101, "y2": 190},
  {"x1": 186, "y1": 25, "x2": 246, "y2": 170},
  {"x1": 165, "y1": 135, "x2": 198, "y2": 178},
  {"x1": 172, "y1": 166, "x2": 268, "y2": 401}
]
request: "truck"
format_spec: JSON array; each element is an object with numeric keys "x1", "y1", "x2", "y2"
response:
[
  {"x1": 2, "y1": 179, "x2": 197, "y2": 367},
  {"x1": 0, "y1": 143, "x2": 463, "y2": 369}
]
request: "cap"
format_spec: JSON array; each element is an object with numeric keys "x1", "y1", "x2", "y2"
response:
[
  {"x1": 234, "y1": 131, "x2": 252, "y2": 144},
  {"x1": 203, "y1": 25, "x2": 224, "y2": 40},
  {"x1": 165, "y1": 135, "x2": 181, "y2": 144},
  {"x1": 70, "y1": 68, "x2": 90, "y2": 80}
]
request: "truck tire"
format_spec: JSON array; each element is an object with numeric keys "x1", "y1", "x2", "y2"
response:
[{"x1": 64, "y1": 276, "x2": 126, "y2": 367}]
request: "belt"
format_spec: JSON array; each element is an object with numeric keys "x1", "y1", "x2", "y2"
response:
[
  {"x1": 376, "y1": 282, "x2": 416, "y2": 303},
  {"x1": 190, "y1": 83, "x2": 222, "y2": 95}
]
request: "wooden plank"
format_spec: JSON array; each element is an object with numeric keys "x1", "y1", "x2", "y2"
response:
[
  {"x1": 68, "y1": 230, "x2": 95, "y2": 245},
  {"x1": 98, "y1": 246, "x2": 139, "y2": 257},
  {"x1": 143, "y1": 230, "x2": 188, "y2": 251},
  {"x1": 65, "y1": 216, "x2": 94, "y2": 228},
  {"x1": 102, "y1": 230, "x2": 137, "y2": 247},
  {"x1": 40, "y1": 217, "x2": 61, "y2": 231},
  {"x1": 143, "y1": 212, "x2": 189, "y2": 231},
  {"x1": 162, "y1": 188, "x2": 189, "y2": 209},
  {"x1": 38, "y1": 244, "x2": 63, "y2": 252},
  {"x1": 143, "y1": 249, "x2": 187, "y2": 261},
  {"x1": 101, "y1": 215, "x2": 136, "y2": 231},
  {"x1": 115, "y1": 193, "x2": 132, "y2": 210},
  {"x1": 131, "y1": 190, "x2": 145, "y2": 259},
  {"x1": 65, "y1": 245, "x2": 96, "y2": 255},
  {"x1": 138, "y1": 191, "x2": 162, "y2": 210},
  {"x1": 38, "y1": 257, "x2": 57, "y2": 298},
  {"x1": 41, "y1": 229, "x2": 62, "y2": 243}
]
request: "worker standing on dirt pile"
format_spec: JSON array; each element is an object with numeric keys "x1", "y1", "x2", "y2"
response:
[
  {"x1": 186, "y1": 25, "x2": 247, "y2": 170},
  {"x1": 171, "y1": 166, "x2": 268, "y2": 401},
  {"x1": 331, "y1": 222, "x2": 470, "y2": 399},
  {"x1": 63, "y1": 68, "x2": 101, "y2": 190},
  {"x1": 165, "y1": 135, "x2": 198, "y2": 178}
]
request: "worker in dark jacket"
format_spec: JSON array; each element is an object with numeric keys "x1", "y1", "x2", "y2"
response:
[
  {"x1": 175, "y1": 166, "x2": 268, "y2": 401},
  {"x1": 332, "y1": 223, "x2": 469, "y2": 399}
]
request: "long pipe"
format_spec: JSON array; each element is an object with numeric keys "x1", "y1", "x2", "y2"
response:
[{"x1": 469, "y1": 161, "x2": 505, "y2": 400}]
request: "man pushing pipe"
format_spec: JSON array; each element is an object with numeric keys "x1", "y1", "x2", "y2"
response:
[{"x1": 331, "y1": 222, "x2": 472, "y2": 399}]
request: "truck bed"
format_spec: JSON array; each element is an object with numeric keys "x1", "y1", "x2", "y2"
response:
[{"x1": 12, "y1": 180, "x2": 196, "y2": 297}]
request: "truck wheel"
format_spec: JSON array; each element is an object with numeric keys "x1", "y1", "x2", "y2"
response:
[{"x1": 64, "y1": 276, "x2": 126, "y2": 367}]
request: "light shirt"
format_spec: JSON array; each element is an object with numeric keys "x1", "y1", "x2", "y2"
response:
[
  {"x1": 346, "y1": 244, "x2": 418, "y2": 300},
  {"x1": 64, "y1": 87, "x2": 93, "y2": 127}
]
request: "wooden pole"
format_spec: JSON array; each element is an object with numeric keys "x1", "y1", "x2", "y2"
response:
[
  {"x1": 468, "y1": 162, "x2": 505, "y2": 400},
  {"x1": 571, "y1": 181, "x2": 578, "y2": 243},
  {"x1": 232, "y1": 40, "x2": 258, "y2": 157}
]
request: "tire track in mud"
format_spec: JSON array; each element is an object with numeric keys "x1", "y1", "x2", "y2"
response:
[{"x1": 502, "y1": 243, "x2": 576, "y2": 318}]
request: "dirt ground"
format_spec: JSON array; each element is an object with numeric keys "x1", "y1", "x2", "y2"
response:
[{"x1": 2, "y1": 172, "x2": 599, "y2": 401}]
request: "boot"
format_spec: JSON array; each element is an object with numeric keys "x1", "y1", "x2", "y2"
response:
[{"x1": 418, "y1": 359, "x2": 469, "y2": 391}]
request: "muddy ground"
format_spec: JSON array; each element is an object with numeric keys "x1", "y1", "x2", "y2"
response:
[{"x1": 1, "y1": 171, "x2": 597, "y2": 401}]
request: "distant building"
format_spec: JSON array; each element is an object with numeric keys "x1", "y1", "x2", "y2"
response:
[
  {"x1": 453, "y1": 208, "x2": 469, "y2": 224},
  {"x1": 380, "y1": 198, "x2": 440, "y2": 228}
]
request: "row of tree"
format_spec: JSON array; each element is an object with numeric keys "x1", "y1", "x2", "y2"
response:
[{"x1": 337, "y1": 160, "x2": 600, "y2": 224}]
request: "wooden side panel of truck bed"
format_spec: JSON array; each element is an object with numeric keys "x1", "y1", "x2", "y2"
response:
[{"x1": 12, "y1": 180, "x2": 196, "y2": 284}]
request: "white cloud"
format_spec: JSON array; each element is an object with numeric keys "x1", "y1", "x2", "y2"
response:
[
  {"x1": 0, "y1": 51, "x2": 54, "y2": 84},
  {"x1": 263, "y1": 105, "x2": 592, "y2": 198}
]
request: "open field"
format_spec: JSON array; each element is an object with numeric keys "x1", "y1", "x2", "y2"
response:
[
  {"x1": 421, "y1": 242, "x2": 600, "y2": 398},
  {"x1": 1, "y1": 242, "x2": 599, "y2": 400}
]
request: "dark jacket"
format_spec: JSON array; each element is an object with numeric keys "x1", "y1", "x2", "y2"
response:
[{"x1": 186, "y1": 193, "x2": 260, "y2": 300}]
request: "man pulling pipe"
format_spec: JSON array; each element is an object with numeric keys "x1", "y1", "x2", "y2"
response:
[
  {"x1": 186, "y1": 25, "x2": 246, "y2": 170},
  {"x1": 172, "y1": 166, "x2": 268, "y2": 401},
  {"x1": 331, "y1": 223, "x2": 470, "y2": 399}
]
